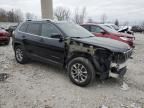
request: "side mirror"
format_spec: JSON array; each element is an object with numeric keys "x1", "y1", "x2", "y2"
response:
[
  {"x1": 51, "y1": 33, "x2": 62, "y2": 38},
  {"x1": 100, "y1": 31, "x2": 106, "y2": 34},
  {"x1": 50, "y1": 33, "x2": 64, "y2": 41}
]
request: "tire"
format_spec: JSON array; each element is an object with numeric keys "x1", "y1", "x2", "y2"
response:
[
  {"x1": 67, "y1": 57, "x2": 95, "y2": 87},
  {"x1": 14, "y1": 45, "x2": 29, "y2": 64}
]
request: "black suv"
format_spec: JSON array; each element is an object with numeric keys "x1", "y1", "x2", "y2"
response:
[{"x1": 12, "y1": 20, "x2": 133, "y2": 86}]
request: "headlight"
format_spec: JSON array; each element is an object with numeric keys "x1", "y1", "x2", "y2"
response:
[{"x1": 120, "y1": 37, "x2": 129, "y2": 41}]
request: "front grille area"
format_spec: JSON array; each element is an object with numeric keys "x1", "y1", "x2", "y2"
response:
[
  {"x1": 112, "y1": 49, "x2": 133, "y2": 64},
  {"x1": 124, "y1": 48, "x2": 133, "y2": 60}
]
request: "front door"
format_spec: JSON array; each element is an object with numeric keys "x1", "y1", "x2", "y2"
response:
[{"x1": 39, "y1": 22, "x2": 65, "y2": 64}]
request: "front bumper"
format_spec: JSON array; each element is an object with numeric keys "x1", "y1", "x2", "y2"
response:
[
  {"x1": 0, "y1": 37, "x2": 10, "y2": 41},
  {"x1": 109, "y1": 62, "x2": 127, "y2": 78}
]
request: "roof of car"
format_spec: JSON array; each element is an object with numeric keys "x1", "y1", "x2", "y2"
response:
[
  {"x1": 81, "y1": 23, "x2": 117, "y2": 26},
  {"x1": 25, "y1": 19, "x2": 68, "y2": 24},
  {"x1": 24, "y1": 20, "x2": 77, "y2": 26},
  {"x1": 81, "y1": 23, "x2": 98, "y2": 26}
]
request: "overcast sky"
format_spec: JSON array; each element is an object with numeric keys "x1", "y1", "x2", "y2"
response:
[{"x1": 0, "y1": 0, "x2": 144, "y2": 24}]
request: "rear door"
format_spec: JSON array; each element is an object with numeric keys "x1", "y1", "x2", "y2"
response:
[{"x1": 23, "y1": 22, "x2": 42, "y2": 55}]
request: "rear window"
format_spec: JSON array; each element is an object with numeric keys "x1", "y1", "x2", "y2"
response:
[
  {"x1": 19, "y1": 23, "x2": 28, "y2": 32},
  {"x1": 27, "y1": 23, "x2": 41, "y2": 35}
]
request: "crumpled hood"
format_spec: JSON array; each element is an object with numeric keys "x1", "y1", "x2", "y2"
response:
[{"x1": 72, "y1": 37, "x2": 131, "y2": 53}]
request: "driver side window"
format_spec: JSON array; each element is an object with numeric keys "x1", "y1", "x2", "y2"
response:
[
  {"x1": 91, "y1": 26, "x2": 104, "y2": 33},
  {"x1": 41, "y1": 23, "x2": 61, "y2": 37}
]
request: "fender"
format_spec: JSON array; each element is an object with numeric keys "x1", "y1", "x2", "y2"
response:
[{"x1": 12, "y1": 38, "x2": 25, "y2": 49}]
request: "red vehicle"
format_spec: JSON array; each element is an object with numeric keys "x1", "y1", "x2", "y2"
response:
[
  {"x1": 81, "y1": 24, "x2": 135, "y2": 47},
  {"x1": 0, "y1": 28, "x2": 10, "y2": 45}
]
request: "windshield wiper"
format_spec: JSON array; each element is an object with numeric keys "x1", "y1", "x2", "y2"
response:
[{"x1": 71, "y1": 37, "x2": 82, "y2": 38}]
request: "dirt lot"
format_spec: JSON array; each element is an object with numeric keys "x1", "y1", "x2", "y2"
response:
[{"x1": 0, "y1": 33, "x2": 144, "y2": 108}]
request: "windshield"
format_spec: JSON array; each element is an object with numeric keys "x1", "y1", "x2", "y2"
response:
[
  {"x1": 100, "y1": 25, "x2": 118, "y2": 33},
  {"x1": 112, "y1": 25, "x2": 119, "y2": 30},
  {"x1": 56, "y1": 22, "x2": 94, "y2": 38}
]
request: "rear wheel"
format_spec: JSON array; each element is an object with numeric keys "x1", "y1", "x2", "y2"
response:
[
  {"x1": 14, "y1": 45, "x2": 29, "y2": 64},
  {"x1": 67, "y1": 57, "x2": 95, "y2": 87}
]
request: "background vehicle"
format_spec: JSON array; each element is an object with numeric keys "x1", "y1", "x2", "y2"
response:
[
  {"x1": 6, "y1": 25, "x2": 18, "y2": 37},
  {"x1": 131, "y1": 26, "x2": 144, "y2": 33},
  {"x1": 0, "y1": 27, "x2": 10, "y2": 45},
  {"x1": 13, "y1": 20, "x2": 132, "y2": 86},
  {"x1": 103, "y1": 24, "x2": 119, "y2": 31},
  {"x1": 104, "y1": 24, "x2": 134, "y2": 35},
  {"x1": 81, "y1": 23, "x2": 135, "y2": 48},
  {"x1": 118, "y1": 26, "x2": 134, "y2": 35}
]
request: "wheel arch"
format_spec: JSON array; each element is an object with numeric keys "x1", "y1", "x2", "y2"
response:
[
  {"x1": 65, "y1": 51, "x2": 96, "y2": 69},
  {"x1": 13, "y1": 41, "x2": 23, "y2": 49}
]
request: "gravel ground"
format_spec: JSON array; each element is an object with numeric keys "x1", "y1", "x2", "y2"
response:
[{"x1": 0, "y1": 33, "x2": 144, "y2": 108}]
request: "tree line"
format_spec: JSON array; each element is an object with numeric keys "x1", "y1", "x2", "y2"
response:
[
  {"x1": 54, "y1": 7, "x2": 144, "y2": 26},
  {"x1": 54, "y1": 7, "x2": 120, "y2": 25},
  {"x1": 0, "y1": 8, "x2": 37, "y2": 22},
  {"x1": 1, "y1": 7, "x2": 143, "y2": 26},
  {"x1": 0, "y1": 7, "x2": 120, "y2": 25},
  {"x1": 54, "y1": 7, "x2": 87, "y2": 24}
]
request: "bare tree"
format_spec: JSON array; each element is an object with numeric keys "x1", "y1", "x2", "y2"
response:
[
  {"x1": 115, "y1": 19, "x2": 119, "y2": 26},
  {"x1": 0, "y1": 8, "x2": 7, "y2": 22},
  {"x1": 73, "y1": 7, "x2": 87, "y2": 24},
  {"x1": 124, "y1": 21, "x2": 129, "y2": 26},
  {"x1": 25, "y1": 12, "x2": 37, "y2": 20},
  {"x1": 54, "y1": 7, "x2": 71, "y2": 21},
  {"x1": 26, "y1": 13, "x2": 32, "y2": 20},
  {"x1": 0, "y1": 8, "x2": 24, "y2": 22},
  {"x1": 14, "y1": 9, "x2": 24, "y2": 22},
  {"x1": 7, "y1": 9, "x2": 15, "y2": 22},
  {"x1": 101, "y1": 13, "x2": 107, "y2": 24},
  {"x1": 87, "y1": 18, "x2": 94, "y2": 23}
]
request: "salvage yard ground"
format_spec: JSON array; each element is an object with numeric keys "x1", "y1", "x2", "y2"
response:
[{"x1": 0, "y1": 33, "x2": 144, "y2": 108}]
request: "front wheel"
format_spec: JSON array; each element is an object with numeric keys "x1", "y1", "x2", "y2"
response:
[{"x1": 67, "y1": 57, "x2": 95, "y2": 87}]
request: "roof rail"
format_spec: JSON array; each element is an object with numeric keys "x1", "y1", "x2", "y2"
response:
[
  {"x1": 25, "y1": 19, "x2": 53, "y2": 22},
  {"x1": 41, "y1": 19, "x2": 51, "y2": 21},
  {"x1": 26, "y1": 19, "x2": 32, "y2": 21}
]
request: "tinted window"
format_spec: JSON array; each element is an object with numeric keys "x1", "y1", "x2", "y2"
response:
[
  {"x1": 19, "y1": 23, "x2": 28, "y2": 32},
  {"x1": 41, "y1": 23, "x2": 61, "y2": 37},
  {"x1": 91, "y1": 26, "x2": 104, "y2": 33},
  {"x1": 100, "y1": 25, "x2": 118, "y2": 33},
  {"x1": 81, "y1": 25, "x2": 90, "y2": 31},
  {"x1": 27, "y1": 23, "x2": 41, "y2": 35},
  {"x1": 56, "y1": 22, "x2": 94, "y2": 38}
]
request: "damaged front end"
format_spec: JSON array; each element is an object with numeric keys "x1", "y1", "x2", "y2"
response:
[
  {"x1": 65, "y1": 38, "x2": 133, "y2": 80},
  {"x1": 109, "y1": 49, "x2": 133, "y2": 78}
]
